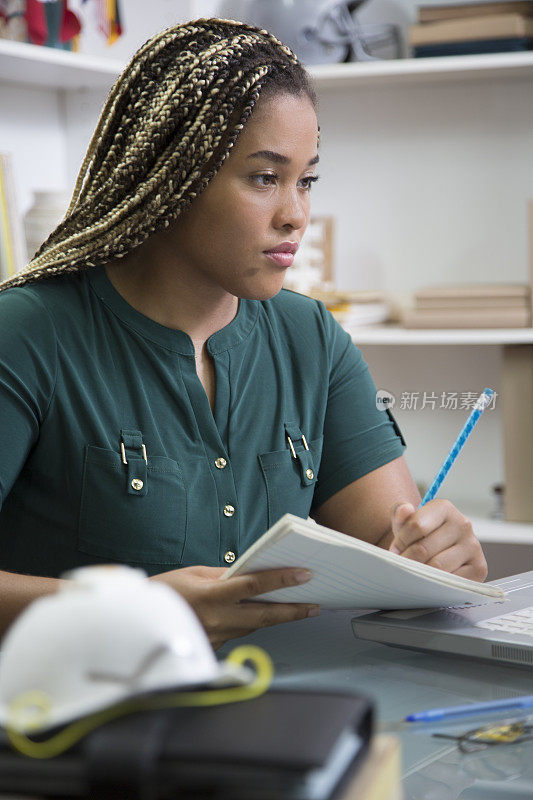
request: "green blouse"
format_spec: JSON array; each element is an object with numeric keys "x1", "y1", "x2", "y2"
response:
[{"x1": 0, "y1": 268, "x2": 405, "y2": 578}]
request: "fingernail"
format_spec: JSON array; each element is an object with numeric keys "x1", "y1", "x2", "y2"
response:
[
  {"x1": 307, "y1": 606, "x2": 320, "y2": 617},
  {"x1": 390, "y1": 544, "x2": 401, "y2": 555},
  {"x1": 293, "y1": 569, "x2": 313, "y2": 584}
]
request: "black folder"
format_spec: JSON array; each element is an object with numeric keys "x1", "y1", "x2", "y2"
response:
[{"x1": 0, "y1": 689, "x2": 372, "y2": 799}]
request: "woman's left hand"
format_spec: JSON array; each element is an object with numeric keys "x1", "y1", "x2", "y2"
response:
[{"x1": 389, "y1": 499, "x2": 488, "y2": 582}]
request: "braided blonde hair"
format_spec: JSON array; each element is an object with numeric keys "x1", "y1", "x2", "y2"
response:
[{"x1": 0, "y1": 18, "x2": 318, "y2": 292}]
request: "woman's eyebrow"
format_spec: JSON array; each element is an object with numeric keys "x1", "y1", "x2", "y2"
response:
[{"x1": 247, "y1": 150, "x2": 319, "y2": 166}]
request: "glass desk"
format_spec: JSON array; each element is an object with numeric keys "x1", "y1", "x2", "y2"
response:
[{"x1": 220, "y1": 610, "x2": 533, "y2": 799}]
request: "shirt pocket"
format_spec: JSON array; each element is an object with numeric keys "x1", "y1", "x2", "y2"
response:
[
  {"x1": 78, "y1": 445, "x2": 187, "y2": 566},
  {"x1": 258, "y1": 436, "x2": 323, "y2": 529}
]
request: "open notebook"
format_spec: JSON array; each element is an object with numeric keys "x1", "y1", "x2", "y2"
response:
[{"x1": 221, "y1": 514, "x2": 505, "y2": 610}]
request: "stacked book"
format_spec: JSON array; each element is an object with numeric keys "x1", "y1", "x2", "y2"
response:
[
  {"x1": 403, "y1": 284, "x2": 532, "y2": 328},
  {"x1": 411, "y1": 0, "x2": 533, "y2": 57}
]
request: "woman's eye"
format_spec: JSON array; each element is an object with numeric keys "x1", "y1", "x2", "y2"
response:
[
  {"x1": 252, "y1": 174, "x2": 320, "y2": 190},
  {"x1": 252, "y1": 174, "x2": 277, "y2": 187},
  {"x1": 300, "y1": 175, "x2": 320, "y2": 190}
]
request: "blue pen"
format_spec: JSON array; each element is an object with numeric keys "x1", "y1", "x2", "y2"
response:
[
  {"x1": 405, "y1": 694, "x2": 533, "y2": 723},
  {"x1": 419, "y1": 388, "x2": 494, "y2": 507}
]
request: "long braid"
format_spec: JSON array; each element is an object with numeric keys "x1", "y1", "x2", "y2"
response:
[{"x1": 0, "y1": 18, "x2": 317, "y2": 292}]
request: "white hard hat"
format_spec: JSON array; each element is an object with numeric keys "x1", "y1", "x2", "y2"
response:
[{"x1": 0, "y1": 565, "x2": 252, "y2": 734}]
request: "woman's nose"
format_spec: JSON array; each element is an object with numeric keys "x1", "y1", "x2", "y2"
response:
[{"x1": 273, "y1": 189, "x2": 308, "y2": 231}]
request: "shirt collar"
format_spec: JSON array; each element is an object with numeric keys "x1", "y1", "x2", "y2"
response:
[{"x1": 87, "y1": 267, "x2": 258, "y2": 356}]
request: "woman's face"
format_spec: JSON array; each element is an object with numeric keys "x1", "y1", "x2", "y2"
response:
[{"x1": 167, "y1": 91, "x2": 319, "y2": 301}]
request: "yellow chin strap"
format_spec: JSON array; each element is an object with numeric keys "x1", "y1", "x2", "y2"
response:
[{"x1": 6, "y1": 645, "x2": 273, "y2": 760}]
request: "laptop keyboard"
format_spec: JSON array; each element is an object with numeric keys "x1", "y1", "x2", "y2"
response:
[{"x1": 476, "y1": 606, "x2": 533, "y2": 636}]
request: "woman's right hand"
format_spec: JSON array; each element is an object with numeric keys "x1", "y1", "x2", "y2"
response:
[{"x1": 150, "y1": 566, "x2": 319, "y2": 649}]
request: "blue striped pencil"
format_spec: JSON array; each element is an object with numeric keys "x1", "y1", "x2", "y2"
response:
[{"x1": 419, "y1": 388, "x2": 494, "y2": 507}]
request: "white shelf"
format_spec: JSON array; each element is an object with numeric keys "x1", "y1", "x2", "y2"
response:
[
  {"x1": 309, "y1": 51, "x2": 533, "y2": 87},
  {"x1": 347, "y1": 325, "x2": 533, "y2": 346},
  {"x1": 470, "y1": 516, "x2": 533, "y2": 545},
  {"x1": 0, "y1": 39, "x2": 122, "y2": 90},
  {"x1": 2, "y1": 39, "x2": 533, "y2": 90}
]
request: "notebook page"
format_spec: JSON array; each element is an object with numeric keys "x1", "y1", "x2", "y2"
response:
[{"x1": 227, "y1": 525, "x2": 503, "y2": 610}]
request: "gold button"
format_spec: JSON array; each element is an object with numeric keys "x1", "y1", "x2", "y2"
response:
[
  {"x1": 223, "y1": 504, "x2": 235, "y2": 517},
  {"x1": 215, "y1": 457, "x2": 227, "y2": 469},
  {"x1": 224, "y1": 551, "x2": 236, "y2": 563},
  {"x1": 131, "y1": 478, "x2": 144, "y2": 491},
  {"x1": 306, "y1": 469, "x2": 314, "y2": 480}
]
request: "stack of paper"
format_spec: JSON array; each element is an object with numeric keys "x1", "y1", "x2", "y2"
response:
[{"x1": 309, "y1": 289, "x2": 390, "y2": 329}]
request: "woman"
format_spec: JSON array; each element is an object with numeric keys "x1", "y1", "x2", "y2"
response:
[{"x1": 0, "y1": 18, "x2": 487, "y2": 649}]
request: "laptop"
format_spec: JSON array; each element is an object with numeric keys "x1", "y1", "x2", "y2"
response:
[{"x1": 351, "y1": 571, "x2": 533, "y2": 667}]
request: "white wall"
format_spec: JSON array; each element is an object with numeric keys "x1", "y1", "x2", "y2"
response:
[
  {"x1": 0, "y1": 84, "x2": 68, "y2": 216},
  {"x1": 314, "y1": 77, "x2": 533, "y2": 300}
]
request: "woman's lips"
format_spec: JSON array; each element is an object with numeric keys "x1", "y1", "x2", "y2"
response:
[{"x1": 263, "y1": 251, "x2": 294, "y2": 267}]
